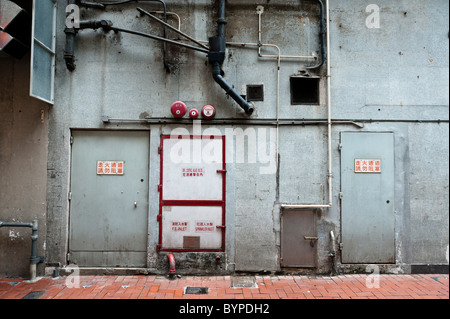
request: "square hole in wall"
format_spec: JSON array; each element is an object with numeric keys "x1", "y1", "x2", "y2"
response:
[
  {"x1": 246, "y1": 84, "x2": 264, "y2": 102},
  {"x1": 290, "y1": 77, "x2": 320, "y2": 105}
]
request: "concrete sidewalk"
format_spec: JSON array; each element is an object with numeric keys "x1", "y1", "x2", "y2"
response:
[{"x1": 0, "y1": 273, "x2": 448, "y2": 300}]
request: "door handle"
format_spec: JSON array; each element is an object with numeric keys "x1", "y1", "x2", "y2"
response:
[
  {"x1": 304, "y1": 236, "x2": 318, "y2": 248},
  {"x1": 134, "y1": 201, "x2": 137, "y2": 208}
]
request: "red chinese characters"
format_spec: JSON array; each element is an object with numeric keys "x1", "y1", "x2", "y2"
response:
[
  {"x1": 195, "y1": 221, "x2": 215, "y2": 232},
  {"x1": 182, "y1": 168, "x2": 204, "y2": 177},
  {"x1": 97, "y1": 161, "x2": 124, "y2": 175},
  {"x1": 355, "y1": 159, "x2": 381, "y2": 173}
]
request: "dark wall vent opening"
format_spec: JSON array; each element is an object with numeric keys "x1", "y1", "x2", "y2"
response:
[
  {"x1": 290, "y1": 77, "x2": 320, "y2": 105},
  {"x1": 246, "y1": 84, "x2": 264, "y2": 102}
]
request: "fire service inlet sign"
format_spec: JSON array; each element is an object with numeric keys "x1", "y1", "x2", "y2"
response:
[
  {"x1": 354, "y1": 159, "x2": 381, "y2": 173},
  {"x1": 97, "y1": 161, "x2": 124, "y2": 175}
]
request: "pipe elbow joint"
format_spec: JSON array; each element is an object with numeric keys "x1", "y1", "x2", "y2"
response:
[
  {"x1": 244, "y1": 103, "x2": 255, "y2": 115},
  {"x1": 212, "y1": 66, "x2": 254, "y2": 115},
  {"x1": 64, "y1": 55, "x2": 76, "y2": 72}
]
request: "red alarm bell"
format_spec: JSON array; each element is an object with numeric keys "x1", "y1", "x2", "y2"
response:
[
  {"x1": 189, "y1": 108, "x2": 200, "y2": 119},
  {"x1": 171, "y1": 101, "x2": 187, "y2": 118},
  {"x1": 201, "y1": 105, "x2": 216, "y2": 120}
]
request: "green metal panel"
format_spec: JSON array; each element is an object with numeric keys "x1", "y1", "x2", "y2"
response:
[
  {"x1": 340, "y1": 132, "x2": 395, "y2": 264},
  {"x1": 69, "y1": 131, "x2": 149, "y2": 267}
]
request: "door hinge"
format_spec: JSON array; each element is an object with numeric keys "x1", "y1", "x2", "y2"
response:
[
  {"x1": 68, "y1": 192, "x2": 72, "y2": 201},
  {"x1": 217, "y1": 169, "x2": 227, "y2": 174},
  {"x1": 338, "y1": 143, "x2": 343, "y2": 151},
  {"x1": 67, "y1": 253, "x2": 71, "y2": 263},
  {"x1": 339, "y1": 243, "x2": 343, "y2": 251},
  {"x1": 70, "y1": 136, "x2": 74, "y2": 145},
  {"x1": 157, "y1": 214, "x2": 162, "y2": 222},
  {"x1": 156, "y1": 244, "x2": 161, "y2": 252},
  {"x1": 339, "y1": 192, "x2": 343, "y2": 200},
  {"x1": 158, "y1": 146, "x2": 162, "y2": 154},
  {"x1": 158, "y1": 184, "x2": 162, "y2": 192}
]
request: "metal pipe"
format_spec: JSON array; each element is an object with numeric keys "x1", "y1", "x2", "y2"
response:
[
  {"x1": 325, "y1": 0, "x2": 333, "y2": 208},
  {"x1": 256, "y1": 5, "x2": 316, "y2": 61},
  {"x1": 329, "y1": 230, "x2": 337, "y2": 275},
  {"x1": 69, "y1": 0, "x2": 171, "y2": 72},
  {"x1": 77, "y1": 1, "x2": 105, "y2": 9},
  {"x1": 0, "y1": 220, "x2": 44, "y2": 282},
  {"x1": 212, "y1": 62, "x2": 254, "y2": 115},
  {"x1": 306, "y1": 0, "x2": 325, "y2": 69},
  {"x1": 210, "y1": 0, "x2": 254, "y2": 115},
  {"x1": 101, "y1": 1, "x2": 172, "y2": 72},
  {"x1": 108, "y1": 26, "x2": 210, "y2": 54},
  {"x1": 217, "y1": 0, "x2": 226, "y2": 39},
  {"x1": 102, "y1": 116, "x2": 365, "y2": 127},
  {"x1": 64, "y1": 0, "x2": 78, "y2": 71},
  {"x1": 137, "y1": 7, "x2": 209, "y2": 50},
  {"x1": 168, "y1": 253, "x2": 176, "y2": 277},
  {"x1": 151, "y1": 11, "x2": 181, "y2": 31}
]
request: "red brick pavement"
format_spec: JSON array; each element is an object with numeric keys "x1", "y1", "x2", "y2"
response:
[{"x1": 0, "y1": 274, "x2": 447, "y2": 300}]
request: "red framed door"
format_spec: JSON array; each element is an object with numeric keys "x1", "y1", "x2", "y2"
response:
[{"x1": 158, "y1": 135, "x2": 226, "y2": 252}]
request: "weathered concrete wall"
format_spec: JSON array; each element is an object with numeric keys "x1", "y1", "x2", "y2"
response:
[
  {"x1": 44, "y1": 0, "x2": 448, "y2": 276},
  {"x1": 0, "y1": 54, "x2": 49, "y2": 278},
  {"x1": 329, "y1": 0, "x2": 449, "y2": 272}
]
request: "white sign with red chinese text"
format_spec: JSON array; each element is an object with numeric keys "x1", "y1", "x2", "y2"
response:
[
  {"x1": 97, "y1": 161, "x2": 124, "y2": 175},
  {"x1": 354, "y1": 159, "x2": 381, "y2": 173}
]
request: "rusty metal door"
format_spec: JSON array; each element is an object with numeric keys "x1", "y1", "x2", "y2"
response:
[
  {"x1": 281, "y1": 209, "x2": 317, "y2": 267},
  {"x1": 69, "y1": 131, "x2": 149, "y2": 267},
  {"x1": 340, "y1": 132, "x2": 395, "y2": 264}
]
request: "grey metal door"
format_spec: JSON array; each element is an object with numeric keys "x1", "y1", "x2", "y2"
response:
[
  {"x1": 340, "y1": 132, "x2": 395, "y2": 263},
  {"x1": 281, "y1": 209, "x2": 317, "y2": 267},
  {"x1": 69, "y1": 131, "x2": 149, "y2": 267}
]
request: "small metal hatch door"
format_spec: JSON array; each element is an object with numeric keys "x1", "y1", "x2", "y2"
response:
[{"x1": 281, "y1": 209, "x2": 317, "y2": 268}]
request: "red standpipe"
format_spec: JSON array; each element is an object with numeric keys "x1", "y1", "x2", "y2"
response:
[{"x1": 168, "y1": 253, "x2": 176, "y2": 275}]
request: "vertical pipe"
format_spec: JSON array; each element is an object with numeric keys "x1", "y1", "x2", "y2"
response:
[
  {"x1": 325, "y1": 0, "x2": 332, "y2": 207},
  {"x1": 306, "y1": 0, "x2": 325, "y2": 70},
  {"x1": 210, "y1": 0, "x2": 254, "y2": 115},
  {"x1": 64, "y1": 0, "x2": 77, "y2": 71},
  {"x1": 0, "y1": 220, "x2": 42, "y2": 281},
  {"x1": 29, "y1": 220, "x2": 39, "y2": 282},
  {"x1": 168, "y1": 253, "x2": 176, "y2": 277},
  {"x1": 217, "y1": 0, "x2": 226, "y2": 38}
]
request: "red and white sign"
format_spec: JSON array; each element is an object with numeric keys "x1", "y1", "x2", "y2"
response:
[
  {"x1": 97, "y1": 161, "x2": 124, "y2": 175},
  {"x1": 355, "y1": 159, "x2": 381, "y2": 173},
  {"x1": 195, "y1": 221, "x2": 215, "y2": 232},
  {"x1": 201, "y1": 105, "x2": 216, "y2": 119}
]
